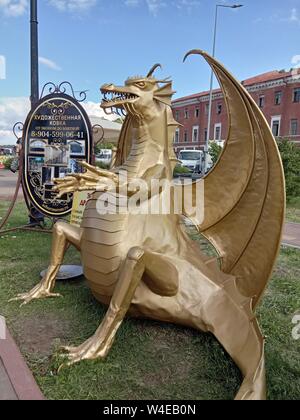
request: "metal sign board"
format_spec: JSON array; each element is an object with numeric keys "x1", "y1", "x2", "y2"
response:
[{"x1": 22, "y1": 92, "x2": 92, "y2": 217}]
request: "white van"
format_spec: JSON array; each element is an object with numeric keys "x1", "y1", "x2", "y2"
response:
[{"x1": 178, "y1": 149, "x2": 204, "y2": 173}]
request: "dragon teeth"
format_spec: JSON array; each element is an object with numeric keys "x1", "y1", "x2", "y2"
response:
[{"x1": 101, "y1": 90, "x2": 137, "y2": 103}]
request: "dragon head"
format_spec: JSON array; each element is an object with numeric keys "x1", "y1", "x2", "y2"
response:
[{"x1": 100, "y1": 64, "x2": 176, "y2": 121}]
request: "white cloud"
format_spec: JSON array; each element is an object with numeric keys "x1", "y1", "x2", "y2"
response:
[
  {"x1": 253, "y1": 17, "x2": 263, "y2": 24},
  {"x1": 290, "y1": 8, "x2": 299, "y2": 23},
  {"x1": 146, "y1": 0, "x2": 166, "y2": 16},
  {"x1": 175, "y1": 0, "x2": 200, "y2": 10},
  {"x1": 39, "y1": 56, "x2": 62, "y2": 71},
  {"x1": 0, "y1": 129, "x2": 16, "y2": 145},
  {"x1": 292, "y1": 55, "x2": 300, "y2": 66},
  {"x1": 82, "y1": 101, "x2": 118, "y2": 122},
  {"x1": 1, "y1": 0, "x2": 98, "y2": 18},
  {"x1": 291, "y1": 55, "x2": 300, "y2": 80},
  {"x1": 0, "y1": 0, "x2": 28, "y2": 17},
  {"x1": 124, "y1": 0, "x2": 140, "y2": 6},
  {"x1": 0, "y1": 97, "x2": 30, "y2": 145},
  {"x1": 124, "y1": 0, "x2": 200, "y2": 16},
  {"x1": 0, "y1": 55, "x2": 6, "y2": 79},
  {"x1": 49, "y1": 0, "x2": 97, "y2": 12}
]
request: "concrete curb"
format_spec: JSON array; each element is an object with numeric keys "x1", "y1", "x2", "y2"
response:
[
  {"x1": 282, "y1": 243, "x2": 300, "y2": 250},
  {"x1": 0, "y1": 326, "x2": 45, "y2": 400}
]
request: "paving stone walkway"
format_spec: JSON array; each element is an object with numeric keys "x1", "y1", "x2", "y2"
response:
[
  {"x1": 0, "y1": 326, "x2": 44, "y2": 400},
  {"x1": 0, "y1": 170, "x2": 23, "y2": 200},
  {"x1": 283, "y1": 223, "x2": 300, "y2": 249},
  {"x1": 0, "y1": 360, "x2": 18, "y2": 400}
]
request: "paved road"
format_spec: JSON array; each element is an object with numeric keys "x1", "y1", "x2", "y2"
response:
[{"x1": 0, "y1": 170, "x2": 23, "y2": 200}]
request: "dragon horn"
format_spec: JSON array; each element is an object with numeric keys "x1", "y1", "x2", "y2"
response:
[
  {"x1": 147, "y1": 63, "x2": 162, "y2": 78},
  {"x1": 183, "y1": 49, "x2": 206, "y2": 63}
]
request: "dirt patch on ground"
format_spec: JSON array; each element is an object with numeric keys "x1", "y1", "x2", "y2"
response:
[
  {"x1": 14, "y1": 314, "x2": 73, "y2": 358},
  {"x1": 135, "y1": 321, "x2": 198, "y2": 385}
]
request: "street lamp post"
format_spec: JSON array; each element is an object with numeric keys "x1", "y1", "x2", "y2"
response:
[
  {"x1": 205, "y1": 3, "x2": 243, "y2": 173},
  {"x1": 28, "y1": 0, "x2": 44, "y2": 225},
  {"x1": 30, "y1": 0, "x2": 39, "y2": 108}
]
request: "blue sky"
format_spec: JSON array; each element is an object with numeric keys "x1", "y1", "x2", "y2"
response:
[{"x1": 1, "y1": 0, "x2": 300, "y2": 144}]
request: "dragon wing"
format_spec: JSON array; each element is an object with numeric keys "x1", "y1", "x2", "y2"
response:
[{"x1": 181, "y1": 50, "x2": 285, "y2": 308}]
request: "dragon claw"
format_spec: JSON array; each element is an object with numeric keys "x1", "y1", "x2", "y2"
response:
[
  {"x1": 9, "y1": 290, "x2": 62, "y2": 306},
  {"x1": 57, "y1": 336, "x2": 107, "y2": 369}
]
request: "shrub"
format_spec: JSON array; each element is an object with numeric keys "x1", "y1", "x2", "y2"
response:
[
  {"x1": 174, "y1": 164, "x2": 191, "y2": 175},
  {"x1": 277, "y1": 139, "x2": 300, "y2": 201},
  {"x1": 95, "y1": 161, "x2": 110, "y2": 170},
  {"x1": 2, "y1": 157, "x2": 14, "y2": 170},
  {"x1": 209, "y1": 142, "x2": 223, "y2": 164}
]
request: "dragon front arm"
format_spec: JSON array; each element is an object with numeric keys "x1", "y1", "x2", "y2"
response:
[{"x1": 53, "y1": 162, "x2": 119, "y2": 198}]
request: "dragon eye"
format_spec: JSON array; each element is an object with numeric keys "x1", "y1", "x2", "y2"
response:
[{"x1": 136, "y1": 81, "x2": 146, "y2": 88}]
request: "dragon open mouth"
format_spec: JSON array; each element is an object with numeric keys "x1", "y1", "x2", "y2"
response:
[
  {"x1": 101, "y1": 90, "x2": 138, "y2": 105},
  {"x1": 100, "y1": 86, "x2": 139, "y2": 117}
]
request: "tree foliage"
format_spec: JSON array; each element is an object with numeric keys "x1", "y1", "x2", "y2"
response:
[
  {"x1": 277, "y1": 139, "x2": 300, "y2": 200},
  {"x1": 208, "y1": 142, "x2": 223, "y2": 164}
]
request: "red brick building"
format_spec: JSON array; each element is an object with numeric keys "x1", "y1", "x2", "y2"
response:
[{"x1": 172, "y1": 69, "x2": 300, "y2": 153}]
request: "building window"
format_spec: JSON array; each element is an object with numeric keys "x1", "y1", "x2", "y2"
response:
[
  {"x1": 184, "y1": 131, "x2": 188, "y2": 142},
  {"x1": 271, "y1": 116, "x2": 281, "y2": 137},
  {"x1": 192, "y1": 126, "x2": 199, "y2": 143},
  {"x1": 275, "y1": 91, "x2": 282, "y2": 105},
  {"x1": 204, "y1": 129, "x2": 208, "y2": 142},
  {"x1": 293, "y1": 88, "x2": 300, "y2": 103},
  {"x1": 174, "y1": 128, "x2": 180, "y2": 143},
  {"x1": 290, "y1": 119, "x2": 298, "y2": 136},
  {"x1": 217, "y1": 103, "x2": 222, "y2": 114},
  {"x1": 195, "y1": 108, "x2": 200, "y2": 118},
  {"x1": 259, "y1": 96, "x2": 265, "y2": 108},
  {"x1": 205, "y1": 104, "x2": 209, "y2": 115},
  {"x1": 184, "y1": 109, "x2": 189, "y2": 119},
  {"x1": 175, "y1": 110, "x2": 180, "y2": 120},
  {"x1": 214, "y1": 123, "x2": 222, "y2": 141}
]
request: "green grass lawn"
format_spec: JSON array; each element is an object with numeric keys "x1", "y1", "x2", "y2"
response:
[
  {"x1": 286, "y1": 197, "x2": 300, "y2": 223},
  {"x1": 0, "y1": 201, "x2": 299, "y2": 400}
]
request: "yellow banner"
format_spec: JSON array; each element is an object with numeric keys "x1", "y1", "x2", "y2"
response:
[{"x1": 70, "y1": 191, "x2": 92, "y2": 227}]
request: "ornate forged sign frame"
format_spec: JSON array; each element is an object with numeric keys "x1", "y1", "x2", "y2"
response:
[{"x1": 22, "y1": 84, "x2": 92, "y2": 218}]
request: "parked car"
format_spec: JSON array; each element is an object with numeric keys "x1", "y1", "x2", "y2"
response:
[
  {"x1": 0, "y1": 147, "x2": 13, "y2": 156},
  {"x1": 95, "y1": 149, "x2": 113, "y2": 166}
]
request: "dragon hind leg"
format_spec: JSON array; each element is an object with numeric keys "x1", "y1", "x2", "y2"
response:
[
  {"x1": 201, "y1": 279, "x2": 266, "y2": 400},
  {"x1": 61, "y1": 247, "x2": 179, "y2": 367},
  {"x1": 10, "y1": 221, "x2": 82, "y2": 306}
]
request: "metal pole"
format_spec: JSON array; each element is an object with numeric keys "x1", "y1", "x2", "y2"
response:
[
  {"x1": 205, "y1": 4, "x2": 244, "y2": 173},
  {"x1": 30, "y1": 0, "x2": 39, "y2": 108},
  {"x1": 205, "y1": 5, "x2": 219, "y2": 173},
  {"x1": 28, "y1": 0, "x2": 44, "y2": 225}
]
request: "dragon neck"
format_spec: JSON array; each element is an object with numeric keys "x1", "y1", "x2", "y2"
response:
[{"x1": 120, "y1": 113, "x2": 173, "y2": 181}]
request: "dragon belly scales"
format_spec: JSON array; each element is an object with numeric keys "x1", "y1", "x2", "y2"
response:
[{"x1": 81, "y1": 128, "x2": 146, "y2": 302}]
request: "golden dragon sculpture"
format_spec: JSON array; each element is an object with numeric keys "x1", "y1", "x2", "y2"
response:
[{"x1": 11, "y1": 51, "x2": 285, "y2": 400}]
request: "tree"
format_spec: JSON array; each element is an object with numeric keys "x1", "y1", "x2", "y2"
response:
[
  {"x1": 277, "y1": 138, "x2": 300, "y2": 200},
  {"x1": 209, "y1": 141, "x2": 223, "y2": 165}
]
